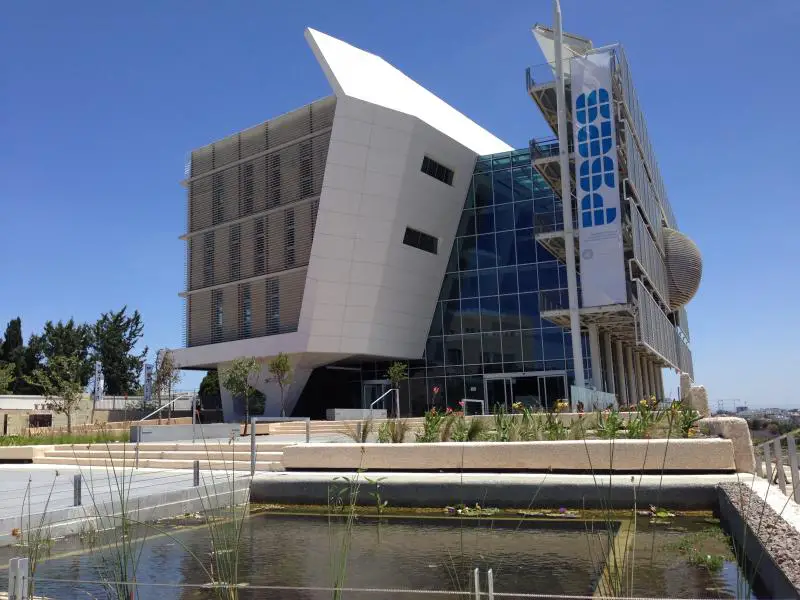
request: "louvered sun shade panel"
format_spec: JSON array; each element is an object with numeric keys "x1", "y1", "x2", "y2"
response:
[
  {"x1": 182, "y1": 96, "x2": 335, "y2": 347},
  {"x1": 186, "y1": 270, "x2": 307, "y2": 347}
]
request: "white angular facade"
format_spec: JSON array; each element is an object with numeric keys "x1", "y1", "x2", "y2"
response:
[{"x1": 172, "y1": 29, "x2": 511, "y2": 418}]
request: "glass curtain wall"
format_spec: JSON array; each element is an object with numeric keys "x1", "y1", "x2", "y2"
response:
[{"x1": 357, "y1": 148, "x2": 592, "y2": 415}]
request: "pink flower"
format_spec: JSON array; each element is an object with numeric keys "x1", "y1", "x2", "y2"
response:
[
  {"x1": 446, "y1": 407, "x2": 453, "y2": 414},
  {"x1": 458, "y1": 401, "x2": 465, "y2": 407}
]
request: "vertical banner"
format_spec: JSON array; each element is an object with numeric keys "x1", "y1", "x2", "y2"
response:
[
  {"x1": 94, "y1": 361, "x2": 104, "y2": 402},
  {"x1": 572, "y1": 51, "x2": 627, "y2": 307},
  {"x1": 144, "y1": 364, "x2": 153, "y2": 405}
]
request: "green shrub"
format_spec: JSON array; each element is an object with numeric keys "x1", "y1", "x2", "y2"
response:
[{"x1": 377, "y1": 419, "x2": 409, "y2": 443}]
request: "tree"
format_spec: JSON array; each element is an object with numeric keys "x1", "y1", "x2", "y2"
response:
[
  {"x1": 199, "y1": 370, "x2": 220, "y2": 401},
  {"x1": 267, "y1": 353, "x2": 293, "y2": 417},
  {"x1": 0, "y1": 362, "x2": 14, "y2": 394},
  {"x1": 152, "y1": 350, "x2": 182, "y2": 417},
  {"x1": 26, "y1": 355, "x2": 84, "y2": 433},
  {"x1": 220, "y1": 357, "x2": 262, "y2": 434},
  {"x1": 93, "y1": 307, "x2": 147, "y2": 396},
  {"x1": 1, "y1": 318, "x2": 23, "y2": 362},
  {"x1": 40, "y1": 319, "x2": 94, "y2": 387},
  {"x1": 385, "y1": 361, "x2": 408, "y2": 418},
  {"x1": 0, "y1": 319, "x2": 41, "y2": 394}
]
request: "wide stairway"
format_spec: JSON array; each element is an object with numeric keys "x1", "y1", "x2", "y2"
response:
[{"x1": 33, "y1": 441, "x2": 290, "y2": 472}]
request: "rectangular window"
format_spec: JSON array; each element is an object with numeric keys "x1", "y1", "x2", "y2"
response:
[
  {"x1": 254, "y1": 218, "x2": 266, "y2": 275},
  {"x1": 403, "y1": 227, "x2": 438, "y2": 255},
  {"x1": 203, "y1": 231, "x2": 215, "y2": 286},
  {"x1": 284, "y1": 209, "x2": 295, "y2": 268},
  {"x1": 266, "y1": 278, "x2": 280, "y2": 334},
  {"x1": 212, "y1": 172, "x2": 224, "y2": 224},
  {"x1": 239, "y1": 284, "x2": 251, "y2": 338},
  {"x1": 229, "y1": 224, "x2": 241, "y2": 280},
  {"x1": 212, "y1": 289, "x2": 223, "y2": 341},
  {"x1": 240, "y1": 163, "x2": 254, "y2": 216},
  {"x1": 421, "y1": 156, "x2": 454, "y2": 186}
]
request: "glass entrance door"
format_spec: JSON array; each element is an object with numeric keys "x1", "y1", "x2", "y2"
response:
[
  {"x1": 485, "y1": 377, "x2": 513, "y2": 412},
  {"x1": 537, "y1": 375, "x2": 567, "y2": 411},
  {"x1": 362, "y1": 380, "x2": 390, "y2": 411}
]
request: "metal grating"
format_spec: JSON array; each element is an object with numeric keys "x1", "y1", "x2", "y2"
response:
[
  {"x1": 186, "y1": 269, "x2": 307, "y2": 347},
  {"x1": 635, "y1": 281, "x2": 678, "y2": 368},
  {"x1": 623, "y1": 123, "x2": 663, "y2": 249},
  {"x1": 613, "y1": 48, "x2": 677, "y2": 229},
  {"x1": 182, "y1": 96, "x2": 335, "y2": 347},
  {"x1": 630, "y1": 207, "x2": 669, "y2": 308}
]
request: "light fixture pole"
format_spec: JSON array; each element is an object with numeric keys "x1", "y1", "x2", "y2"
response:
[{"x1": 553, "y1": 0, "x2": 585, "y2": 388}]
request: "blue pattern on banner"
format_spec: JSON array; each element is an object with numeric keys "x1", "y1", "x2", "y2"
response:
[{"x1": 576, "y1": 88, "x2": 616, "y2": 227}]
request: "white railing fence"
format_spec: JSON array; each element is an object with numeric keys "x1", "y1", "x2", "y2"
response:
[
  {"x1": 570, "y1": 386, "x2": 617, "y2": 412},
  {"x1": 755, "y1": 430, "x2": 800, "y2": 503}
]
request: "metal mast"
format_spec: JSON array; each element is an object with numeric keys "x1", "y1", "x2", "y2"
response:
[{"x1": 553, "y1": 0, "x2": 585, "y2": 388}]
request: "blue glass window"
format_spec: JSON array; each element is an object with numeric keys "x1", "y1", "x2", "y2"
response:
[
  {"x1": 442, "y1": 300, "x2": 461, "y2": 334},
  {"x1": 493, "y1": 169, "x2": 513, "y2": 205},
  {"x1": 517, "y1": 264, "x2": 537, "y2": 293},
  {"x1": 494, "y1": 203, "x2": 515, "y2": 232},
  {"x1": 512, "y1": 168, "x2": 533, "y2": 200},
  {"x1": 519, "y1": 293, "x2": 541, "y2": 329},
  {"x1": 474, "y1": 173, "x2": 493, "y2": 207},
  {"x1": 514, "y1": 200, "x2": 533, "y2": 230},
  {"x1": 476, "y1": 207, "x2": 494, "y2": 235},
  {"x1": 495, "y1": 231, "x2": 516, "y2": 266},
  {"x1": 462, "y1": 333, "x2": 482, "y2": 363},
  {"x1": 542, "y1": 328, "x2": 565, "y2": 360},
  {"x1": 458, "y1": 236, "x2": 478, "y2": 271},
  {"x1": 515, "y1": 228, "x2": 537, "y2": 265},
  {"x1": 459, "y1": 270, "x2": 479, "y2": 298},
  {"x1": 479, "y1": 296, "x2": 500, "y2": 332},
  {"x1": 538, "y1": 261, "x2": 559, "y2": 290},
  {"x1": 476, "y1": 234, "x2": 497, "y2": 269},
  {"x1": 499, "y1": 294, "x2": 520, "y2": 331},
  {"x1": 522, "y1": 329, "x2": 540, "y2": 363},
  {"x1": 498, "y1": 266, "x2": 518, "y2": 295},
  {"x1": 501, "y1": 330, "x2": 523, "y2": 365},
  {"x1": 478, "y1": 269, "x2": 498, "y2": 297}
]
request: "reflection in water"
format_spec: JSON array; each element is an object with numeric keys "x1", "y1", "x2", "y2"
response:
[{"x1": 0, "y1": 514, "x2": 759, "y2": 599}]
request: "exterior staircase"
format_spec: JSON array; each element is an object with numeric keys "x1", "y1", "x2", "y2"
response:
[{"x1": 33, "y1": 441, "x2": 290, "y2": 472}]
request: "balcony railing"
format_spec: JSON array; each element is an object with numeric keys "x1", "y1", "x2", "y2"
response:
[
  {"x1": 755, "y1": 431, "x2": 800, "y2": 503},
  {"x1": 529, "y1": 137, "x2": 574, "y2": 161}
]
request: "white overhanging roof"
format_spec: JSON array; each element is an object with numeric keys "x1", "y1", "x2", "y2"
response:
[{"x1": 305, "y1": 28, "x2": 513, "y2": 156}]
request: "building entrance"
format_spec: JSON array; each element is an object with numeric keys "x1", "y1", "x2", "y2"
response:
[
  {"x1": 483, "y1": 372, "x2": 567, "y2": 412},
  {"x1": 361, "y1": 379, "x2": 391, "y2": 410}
]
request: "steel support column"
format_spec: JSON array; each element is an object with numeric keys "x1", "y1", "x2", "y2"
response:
[
  {"x1": 602, "y1": 332, "x2": 616, "y2": 396},
  {"x1": 588, "y1": 324, "x2": 603, "y2": 391},
  {"x1": 635, "y1": 353, "x2": 644, "y2": 402},
  {"x1": 553, "y1": 0, "x2": 585, "y2": 388},
  {"x1": 615, "y1": 339, "x2": 627, "y2": 405},
  {"x1": 625, "y1": 346, "x2": 637, "y2": 406}
]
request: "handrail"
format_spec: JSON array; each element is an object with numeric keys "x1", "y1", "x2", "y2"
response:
[
  {"x1": 138, "y1": 393, "x2": 194, "y2": 423},
  {"x1": 134, "y1": 393, "x2": 198, "y2": 466},
  {"x1": 370, "y1": 388, "x2": 399, "y2": 419}
]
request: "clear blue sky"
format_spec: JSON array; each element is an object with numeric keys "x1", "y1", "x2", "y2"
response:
[{"x1": 2, "y1": 1, "x2": 798, "y2": 407}]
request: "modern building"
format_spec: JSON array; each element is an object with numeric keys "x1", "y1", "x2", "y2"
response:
[{"x1": 172, "y1": 26, "x2": 701, "y2": 420}]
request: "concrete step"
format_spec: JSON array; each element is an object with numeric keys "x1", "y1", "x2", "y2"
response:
[
  {"x1": 44, "y1": 450, "x2": 284, "y2": 461},
  {"x1": 51, "y1": 442, "x2": 290, "y2": 452},
  {"x1": 33, "y1": 456, "x2": 283, "y2": 471}
]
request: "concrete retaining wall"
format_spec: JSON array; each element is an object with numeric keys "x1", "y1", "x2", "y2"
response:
[
  {"x1": 130, "y1": 423, "x2": 241, "y2": 443},
  {"x1": 281, "y1": 439, "x2": 737, "y2": 472},
  {"x1": 0, "y1": 476, "x2": 250, "y2": 547},
  {"x1": 251, "y1": 471, "x2": 742, "y2": 509},
  {"x1": 0, "y1": 445, "x2": 53, "y2": 462}
]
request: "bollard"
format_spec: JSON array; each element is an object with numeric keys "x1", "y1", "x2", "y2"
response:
[
  {"x1": 473, "y1": 567, "x2": 480, "y2": 600},
  {"x1": 487, "y1": 568, "x2": 494, "y2": 600},
  {"x1": 305, "y1": 419, "x2": 310, "y2": 444},
  {"x1": 193, "y1": 460, "x2": 200, "y2": 487},
  {"x1": 73, "y1": 474, "x2": 82, "y2": 507},
  {"x1": 9, "y1": 557, "x2": 29, "y2": 600}
]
